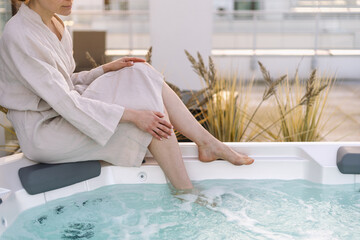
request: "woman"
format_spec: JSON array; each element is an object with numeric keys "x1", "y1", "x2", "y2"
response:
[{"x1": 0, "y1": 0, "x2": 254, "y2": 190}]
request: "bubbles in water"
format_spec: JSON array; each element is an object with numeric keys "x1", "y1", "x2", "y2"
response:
[
  {"x1": 61, "y1": 223, "x2": 95, "y2": 240},
  {"x1": 2, "y1": 180, "x2": 360, "y2": 240}
]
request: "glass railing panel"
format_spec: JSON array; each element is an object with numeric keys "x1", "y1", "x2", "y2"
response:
[
  {"x1": 212, "y1": 9, "x2": 360, "y2": 51},
  {"x1": 61, "y1": 10, "x2": 150, "y2": 50}
]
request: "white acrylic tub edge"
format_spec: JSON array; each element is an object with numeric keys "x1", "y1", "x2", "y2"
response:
[{"x1": 1, "y1": 142, "x2": 360, "y2": 236}]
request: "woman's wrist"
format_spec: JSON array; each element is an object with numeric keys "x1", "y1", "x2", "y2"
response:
[
  {"x1": 120, "y1": 109, "x2": 138, "y2": 124},
  {"x1": 102, "y1": 63, "x2": 112, "y2": 73}
]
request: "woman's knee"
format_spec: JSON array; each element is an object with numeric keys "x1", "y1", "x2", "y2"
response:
[{"x1": 134, "y1": 63, "x2": 163, "y2": 80}]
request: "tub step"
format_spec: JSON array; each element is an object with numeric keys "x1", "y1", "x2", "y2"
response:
[{"x1": 18, "y1": 161, "x2": 101, "y2": 195}]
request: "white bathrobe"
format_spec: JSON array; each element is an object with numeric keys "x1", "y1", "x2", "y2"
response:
[{"x1": 0, "y1": 4, "x2": 164, "y2": 166}]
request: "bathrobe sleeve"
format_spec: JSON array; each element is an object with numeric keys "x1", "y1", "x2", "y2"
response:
[
  {"x1": 71, "y1": 66, "x2": 104, "y2": 94},
  {"x1": 4, "y1": 32, "x2": 124, "y2": 146},
  {"x1": 71, "y1": 66, "x2": 104, "y2": 86}
]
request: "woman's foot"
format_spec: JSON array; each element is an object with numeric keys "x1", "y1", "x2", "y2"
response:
[{"x1": 198, "y1": 139, "x2": 254, "y2": 166}]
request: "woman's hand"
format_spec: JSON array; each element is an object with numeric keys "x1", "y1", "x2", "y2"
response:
[
  {"x1": 102, "y1": 57, "x2": 146, "y2": 73},
  {"x1": 121, "y1": 109, "x2": 173, "y2": 140}
]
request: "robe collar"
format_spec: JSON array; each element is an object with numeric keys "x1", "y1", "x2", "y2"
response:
[
  {"x1": 17, "y1": 3, "x2": 75, "y2": 83},
  {"x1": 18, "y1": 3, "x2": 65, "y2": 32},
  {"x1": 19, "y1": 3, "x2": 46, "y2": 26}
]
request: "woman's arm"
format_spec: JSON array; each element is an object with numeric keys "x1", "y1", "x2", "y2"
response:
[
  {"x1": 102, "y1": 57, "x2": 146, "y2": 73},
  {"x1": 71, "y1": 57, "x2": 146, "y2": 87},
  {"x1": 71, "y1": 66, "x2": 104, "y2": 86},
  {"x1": 121, "y1": 109, "x2": 173, "y2": 141}
]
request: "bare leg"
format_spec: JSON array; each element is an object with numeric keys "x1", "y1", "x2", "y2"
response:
[
  {"x1": 148, "y1": 109, "x2": 193, "y2": 190},
  {"x1": 162, "y1": 83, "x2": 254, "y2": 165}
]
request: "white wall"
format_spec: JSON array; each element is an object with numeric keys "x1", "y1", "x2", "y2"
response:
[
  {"x1": 72, "y1": 0, "x2": 104, "y2": 10},
  {"x1": 149, "y1": 0, "x2": 213, "y2": 90}
]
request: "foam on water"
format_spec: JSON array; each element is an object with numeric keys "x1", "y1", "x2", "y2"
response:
[{"x1": 2, "y1": 179, "x2": 360, "y2": 240}]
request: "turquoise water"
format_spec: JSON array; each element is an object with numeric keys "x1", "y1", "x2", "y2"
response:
[{"x1": 2, "y1": 179, "x2": 360, "y2": 240}]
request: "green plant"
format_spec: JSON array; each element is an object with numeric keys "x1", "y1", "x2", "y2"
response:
[
  {"x1": 184, "y1": 50, "x2": 219, "y2": 109},
  {"x1": 85, "y1": 51, "x2": 99, "y2": 68},
  {"x1": 185, "y1": 52, "x2": 333, "y2": 142},
  {"x1": 238, "y1": 62, "x2": 286, "y2": 140},
  {"x1": 0, "y1": 144, "x2": 19, "y2": 154},
  {"x1": 273, "y1": 70, "x2": 335, "y2": 141},
  {"x1": 0, "y1": 106, "x2": 8, "y2": 114},
  {"x1": 201, "y1": 74, "x2": 275, "y2": 142},
  {"x1": 185, "y1": 52, "x2": 279, "y2": 141},
  {"x1": 248, "y1": 64, "x2": 332, "y2": 142},
  {"x1": 0, "y1": 113, "x2": 19, "y2": 154},
  {"x1": 145, "y1": 46, "x2": 152, "y2": 65}
]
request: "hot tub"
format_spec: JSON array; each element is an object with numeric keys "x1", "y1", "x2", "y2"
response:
[{"x1": 1, "y1": 142, "x2": 359, "y2": 239}]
